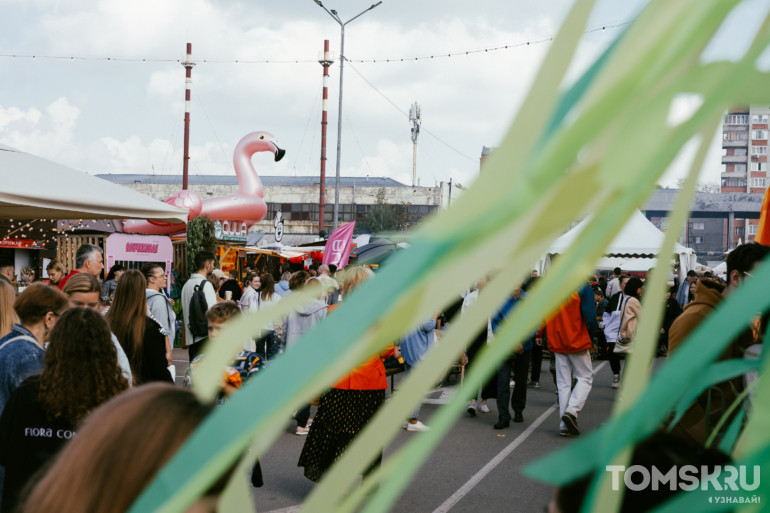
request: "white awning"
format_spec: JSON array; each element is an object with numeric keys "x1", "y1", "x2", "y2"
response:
[{"x1": 0, "y1": 144, "x2": 186, "y2": 223}]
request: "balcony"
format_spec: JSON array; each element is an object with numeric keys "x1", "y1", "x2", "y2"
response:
[
  {"x1": 722, "y1": 139, "x2": 749, "y2": 148},
  {"x1": 721, "y1": 155, "x2": 748, "y2": 164}
]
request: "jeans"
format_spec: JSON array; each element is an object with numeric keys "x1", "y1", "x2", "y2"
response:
[
  {"x1": 256, "y1": 330, "x2": 280, "y2": 362},
  {"x1": 554, "y1": 350, "x2": 593, "y2": 430},
  {"x1": 496, "y1": 350, "x2": 531, "y2": 421}
]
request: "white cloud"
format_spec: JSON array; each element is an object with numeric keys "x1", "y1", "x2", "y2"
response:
[
  {"x1": 0, "y1": 97, "x2": 79, "y2": 161},
  {"x1": 0, "y1": 105, "x2": 41, "y2": 131}
]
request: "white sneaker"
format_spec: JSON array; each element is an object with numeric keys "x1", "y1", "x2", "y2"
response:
[
  {"x1": 402, "y1": 422, "x2": 409, "y2": 429},
  {"x1": 611, "y1": 374, "x2": 620, "y2": 389},
  {"x1": 295, "y1": 426, "x2": 309, "y2": 435},
  {"x1": 479, "y1": 403, "x2": 490, "y2": 413},
  {"x1": 467, "y1": 402, "x2": 477, "y2": 416},
  {"x1": 406, "y1": 421, "x2": 430, "y2": 432}
]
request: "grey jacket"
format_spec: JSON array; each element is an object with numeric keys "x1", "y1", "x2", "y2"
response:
[{"x1": 282, "y1": 299, "x2": 327, "y2": 351}]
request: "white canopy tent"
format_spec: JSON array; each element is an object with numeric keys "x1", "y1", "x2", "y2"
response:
[
  {"x1": 0, "y1": 144, "x2": 186, "y2": 223},
  {"x1": 546, "y1": 210, "x2": 696, "y2": 280}
]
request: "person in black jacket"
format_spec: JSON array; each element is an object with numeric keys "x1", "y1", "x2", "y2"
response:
[
  {"x1": 107, "y1": 271, "x2": 174, "y2": 385},
  {"x1": 0, "y1": 308, "x2": 128, "y2": 511},
  {"x1": 657, "y1": 285, "x2": 683, "y2": 356},
  {"x1": 218, "y1": 270, "x2": 243, "y2": 302}
]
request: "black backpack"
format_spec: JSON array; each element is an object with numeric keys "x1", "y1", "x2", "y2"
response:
[{"x1": 188, "y1": 280, "x2": 212, "y2": 339}]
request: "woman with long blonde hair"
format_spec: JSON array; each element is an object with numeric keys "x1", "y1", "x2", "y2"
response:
[
  {"x1": 107, "y1": 270, "x2": 172, "y2": 384},
  {"x1": 0, "y1": 280, "x2": 18, "y2": 338},
  {"x1": 298, "y1": 266, "x2": 397, "y2": 482}
]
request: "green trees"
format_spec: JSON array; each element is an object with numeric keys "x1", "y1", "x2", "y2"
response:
[
  {"x1": 361, "y1": 188, "x2": 412, "y2": 233},
  {"x1": 186, "y1": 216, "x2": 216, "y2": 278}
]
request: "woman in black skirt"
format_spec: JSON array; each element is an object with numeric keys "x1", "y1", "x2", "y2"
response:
[{"x1": 298, "y1": 267, "x2": 396, "y2": 482}]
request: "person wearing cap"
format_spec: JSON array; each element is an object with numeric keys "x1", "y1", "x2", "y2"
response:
[
  {"x1": 212, "y1": 269, "x2": 228, "y2": 295},
  {"x1": 676, "y1": 270, "x2": 698, "y2": 309},
  {"x1": 218, "y1": 270, "x2": 243, "y2": 302}
]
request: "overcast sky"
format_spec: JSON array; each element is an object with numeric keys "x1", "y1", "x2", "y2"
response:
[{"x1": 1, "y1": 0, "x2": 767, "y2": 191}]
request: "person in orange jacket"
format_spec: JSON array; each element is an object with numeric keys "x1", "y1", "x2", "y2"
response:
[
  {"x1": 545, "y1": 281, "x2": 598, "y2": 437},
  {"x1": 298, "y1": 267, "x2": 398, "y2": 483}
]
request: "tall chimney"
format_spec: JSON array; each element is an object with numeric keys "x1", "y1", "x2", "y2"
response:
[{"x1": 181, "y1": 43, "x2": 196, "y2": 190}]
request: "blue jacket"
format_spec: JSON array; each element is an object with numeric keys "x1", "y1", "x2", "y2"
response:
[
  {"x1": 400, "y1": 318, "x2": 437, "y2": 366},
  {"x1": 491, "y1": 290, "x2": 534, "y2": 351},
  {"x1": 0, "y1": 325, "x2": 45, "y2": 416},
  {"x1": 275, "y1": 280, "x2": 291, "y2": 297}
]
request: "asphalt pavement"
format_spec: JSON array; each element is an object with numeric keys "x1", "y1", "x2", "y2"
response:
[{"x1": 171, "y1": 349, "x2": 620, "y2": 513}]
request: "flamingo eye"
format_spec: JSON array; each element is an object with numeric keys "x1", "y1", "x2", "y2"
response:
[{"x1": 259, "y1": 135, "x2": 265, "y2": 140}]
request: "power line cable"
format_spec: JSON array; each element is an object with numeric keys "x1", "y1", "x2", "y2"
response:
[
  {"x1": 0, "y1": 20, "x2": 631, "y2": 66},
  {"x1": 345, "y1": 59, "x2": 476, "y2": 162}
]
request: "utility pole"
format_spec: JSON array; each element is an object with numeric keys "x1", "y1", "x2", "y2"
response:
[
  {"x1": 409, "y1": 101, "x2": 421, "y2": 187},
  {"x1": 181, "y1": 43, "x2": 195, "y2": 190},
  {"x1": 313, "y1": 0, "x2": 383, "y2": 230},
  {"x1": 318, "y1": 40, "x2": 334, "y2": 234}
]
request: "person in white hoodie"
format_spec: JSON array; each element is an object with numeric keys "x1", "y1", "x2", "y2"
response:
[{"x1": 283, "y1": 272, "x2": 327, "y2": 435}]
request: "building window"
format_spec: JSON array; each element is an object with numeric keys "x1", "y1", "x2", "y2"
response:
[
  {"x1": 751, "y1": 146, "x2": 767, "y2": 155},
  {"x1": 723, "y1": 131, "x2": 749, "y2": 141},
  {"x1": 725, "y1": 114, "x2": 749, "y2": 125},
  {"x1": 734, "y1": 164, "x2": 747, "y2": 173},
  {"x1": 751, "y1": 178, "x2": 766, "y2": 188},
  {"x1": 752, "y1": 130, "x2": 768, "y2": 140},
  {"x1": 734, "y1": 148, "x2": 748, "y2": 156},
  {"x1": 721, "y1": 178, "x2": 746, "y2": 188},
  {"x1": 692, "y1": 222, "x2": 705, "y2": 230},
  {"x1": 736, "y1": 227, "x2": 744, "y2": 236},
  {"x1": 693, "y1": 236, "x2": 704, "y2": 244},
  {"x1": 748, "y1": 224, "x2": 758, "y2": 235},
  {"x1": 752, "y1": 114, "x2": 769, "y2": 123},
  {"x1": 751, "y1": 162, "x2": 767, "y2": 171}
]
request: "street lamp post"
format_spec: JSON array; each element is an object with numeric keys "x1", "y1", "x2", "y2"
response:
[{"x1": 313, "y1": 0, "x2": 382, "y2": 231}]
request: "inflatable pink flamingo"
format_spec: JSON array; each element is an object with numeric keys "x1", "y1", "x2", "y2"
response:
[{"x1": 123, "y1": 131, "x2": 285, "y2": 235}]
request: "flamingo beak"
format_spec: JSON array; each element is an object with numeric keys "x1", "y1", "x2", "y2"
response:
[{"x1": 274, "y1": 146, "x2": 286, "y2": 162}]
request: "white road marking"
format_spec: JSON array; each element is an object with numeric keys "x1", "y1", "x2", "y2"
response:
[
  {"x1": 431, "y1": 361, "x2": 608, "y2": 513},
  {"x1": 266, "y1": 361, "x2": 608, "y2": 513},
  {"x1": 264, "y1": 506, "x2": 300, "y2": 513}
]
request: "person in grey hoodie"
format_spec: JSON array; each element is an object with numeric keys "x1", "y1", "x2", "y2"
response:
[
  {"x1": 274, "y1": 272, "x2": 292, "y2": 298},
  {"x1": 282, "y1": 273, "x2": 327, "y2": 435}
]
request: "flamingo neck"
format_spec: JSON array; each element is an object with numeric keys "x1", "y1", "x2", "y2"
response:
[{"x1": 233, "y1": 137, "x2": 270, "y2": 197}]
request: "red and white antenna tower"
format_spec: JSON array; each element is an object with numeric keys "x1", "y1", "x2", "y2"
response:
[
  {"x1": 319, "y1": 40, "x2": 334, "y2": 234},
  {"x1": 181, "y1": 43, "x2": 196, "y2": 190}
]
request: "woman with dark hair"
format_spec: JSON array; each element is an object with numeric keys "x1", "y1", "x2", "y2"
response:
[
  {"x1": 0, "y1": 308, "x2": 129, "y2": 510},
  {"x1": 63, "y1": 273, "x2": 133, "y2": 384},
  {"x1": 19, "y1": 384, "x2": 217, "y2": 513},
  {"x1": 101, "y1": 264, "x2": 125, "y2": 305},
  {"x1": 107, "y1": 270, "x2": 173, "y2": 385},
  {"x1": 619, "y1": 277, "x2": 644, "y2": 357},
  {"x1": 0, "y1": 283, "x2": 69, "y2": 414}
]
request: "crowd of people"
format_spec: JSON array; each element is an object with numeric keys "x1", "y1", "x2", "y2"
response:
[{"x1": 0, "y1": 240, "x2": 767, "y2": 511}]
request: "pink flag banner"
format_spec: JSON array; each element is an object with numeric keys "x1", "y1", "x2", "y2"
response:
[{"x1": 322, "y1": 222, "x2": 356, "y2": 269}]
